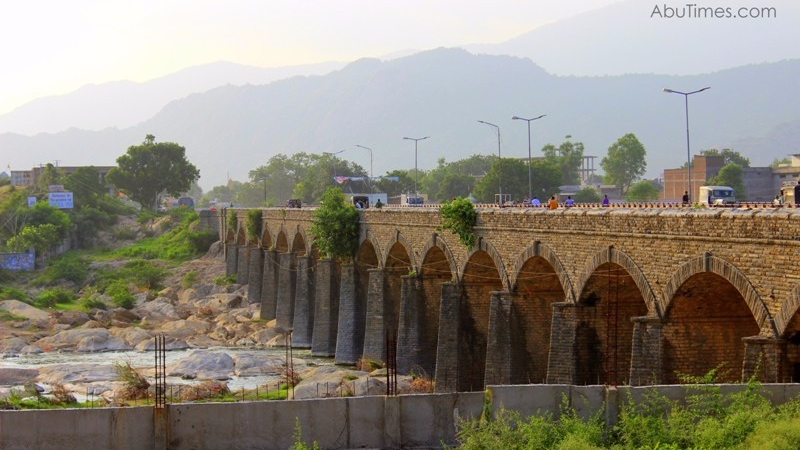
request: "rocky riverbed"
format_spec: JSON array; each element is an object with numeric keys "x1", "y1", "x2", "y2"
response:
[{"x1": 0, "y1": 243, "x2": 424, "y2": 404}]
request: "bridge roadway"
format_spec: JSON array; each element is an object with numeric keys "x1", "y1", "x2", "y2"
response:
[{"x1": 221, "y1": 203, "x2": 800, "y2": 391}]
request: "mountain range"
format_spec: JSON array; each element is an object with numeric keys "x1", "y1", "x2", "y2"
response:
[
  {"x1": 2, "y1": 0, "x2": 798, "y2": 191},
  {"x1": 2, "y1": 48, "x2": 798, "y2": 190}
]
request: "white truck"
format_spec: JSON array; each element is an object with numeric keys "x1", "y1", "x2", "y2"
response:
[{"x1": 698, "y1": 186, "x2": 736, "y2": 206}]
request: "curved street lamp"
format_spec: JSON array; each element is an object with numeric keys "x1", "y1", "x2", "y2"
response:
[
  {"x1": 402, "y1": 136, "x2": 429, "y2": 195},
  {"x1": 663, "y1": 87, "x2": 710, "y2": 203},
  {"x1": 478, "y1": 120, "x2": 503, "y2": 206},
  {"x1": 512, "y1": 114, "x2": 546, "y2": 200}
]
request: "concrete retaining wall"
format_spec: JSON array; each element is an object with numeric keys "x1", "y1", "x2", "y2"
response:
[{"x1": 3, "y1": 384, "x2": 800, "y2": 450}]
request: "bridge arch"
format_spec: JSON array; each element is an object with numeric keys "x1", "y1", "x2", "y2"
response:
[
  {"x1": 570, "y1": 246, "x2": 652, "y2": 385},
  {"x1": 509, "y1": 240, "x2": 573, "y2": 384},
  {"x1": 777, "y1": 285, "x2": 800, "y2": 382},
  {"x1": 357, "y1": 231, "x2": 384, "y2": 269},
  {"x1": 460, "y1": 237, "x2": 510, "y2": 291},
  {"x1": 662, "y1": 253, "x2": 774, "y2": 336},
  {"x1": 274, "y1": 225, "x2": 290, "y2": 253},
  {"x1": 661, "y1": 253, "x2": 771, "y2": 383},
  {"x1": 419, "y1": 233, "x2": 457, "y2": 279},
  {"x1": 576, "y1": 246, "x2": 660, "y2": 317},
  {"x1": 260, "y1": 228, "x2": 273, "y2": 249},
  {"x1": 511, "y1": 240, "x2": 575, "y2": 303},
  {"x1": 383, "y1": 230, "x2": 418, "y2": 271},
  {"x1": 290, "y1": 225, "x2": 308, "y2": 255}
]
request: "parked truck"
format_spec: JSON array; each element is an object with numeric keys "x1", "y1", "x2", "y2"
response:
[{"x1": 698, "y1": 185, "x2": 736, "y2": 206}]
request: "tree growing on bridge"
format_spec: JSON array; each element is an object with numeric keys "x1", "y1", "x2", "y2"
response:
[
  {"x1": 106, "y1": 135, "x2": 200, "y2": 211},
  {"x1": 439, "y1": 196, "x2": 477, "y2": 250},
  {"x1": 310, "y1": 187, "x2": 359, "y2": 261},
  {"x1": 601, "y1": 133, "x2": 647, "y2": 198}
]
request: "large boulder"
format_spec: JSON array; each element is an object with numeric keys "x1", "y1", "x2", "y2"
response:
[
  {"x1": 37, "y1": 363, "x2": 120, "y2": 385},
  {"x1": 157, "y1": 319, "x2": 211, "y2": 340},
  {"x1": 34, "y1": 328, "x2": 132, "y2": 352},
  {"x1": 0, "y1": 300, "x2": 50, "y2": 321},
  {"x1": 110, "y1": 327, "x2": 152, "y2": 348},
  {"x1": 135, "y1": 297, "x2": 182, "y2": 322},
  {"x1": 0, "y1": 337, "x2": 28, "y2": 353},
  {"x1": 167, "y1": 350, "x2": 235, "y2": 380}
]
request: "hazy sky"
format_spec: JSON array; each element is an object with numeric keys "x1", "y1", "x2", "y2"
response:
[{"x1": 0, "y1": 0, "x2": 622, "y2": 115}]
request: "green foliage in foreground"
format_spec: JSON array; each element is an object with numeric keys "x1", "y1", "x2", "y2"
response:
[
  {"x1": 454, "y1": 380, "x2": 800, "y2": 450},
  {"x1": 309, "y1": 187, "x2": 359, "y2": 261}
]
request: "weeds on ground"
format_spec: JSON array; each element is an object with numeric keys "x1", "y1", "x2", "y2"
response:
[
  {"x1": 290, "y1": 418, "x2": 320, "y2": 450},
  {"x1": 114, "y1": 360, "x2": 151, "y2": 400}
]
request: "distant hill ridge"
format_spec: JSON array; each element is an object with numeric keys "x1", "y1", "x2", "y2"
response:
[{"x1": 2, "y1": 48, "x2": 798, "y2": 190}]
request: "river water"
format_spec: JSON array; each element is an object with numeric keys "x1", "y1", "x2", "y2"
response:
[{"x1": 1, "y1": 347, "x2": 335, "y2": 397}]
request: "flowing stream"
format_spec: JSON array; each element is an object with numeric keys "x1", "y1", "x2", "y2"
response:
[{"x1": 1, "y1": 347, "x2": 334, "y2": 398}]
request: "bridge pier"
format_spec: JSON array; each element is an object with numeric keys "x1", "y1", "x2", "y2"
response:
[
  {"x1": 743, "y1": 336, "x2": 785, "y2": 382},
  {"x1": 312, "y1": 259, "x2": 340, "y2": 357},
  {"x1": 434, "y1": 282, "x2": 462, "y2": 392},
  {"x1": 484, "y1": 291, "x2": 513, "y2": 386},
  {"x1": 362, "y1": 269, "x2": 388, "y2": 363},
  {"x1": 291, "y1": 256, "x2": 315, "y2": 348},
  {"x1": 629, "y1": 317, "x2": 663, "y2": 386},
  {"x1": 335, "y1": 263, "x2": 365, "y2": 365},
  {"x1": 397, "y1": 275, "x2": 424, "y2": 375},
  {"x1": 259, "y1": 249, "x2": 279, "y2": 321},
  {"x1": 225, "y1": 243, "x2": 237, "y2": 277},
  {"x1": 275, "y1": 253, "x2": 297, "y2": 331},
  {"x1": 547, "y1": 302, "x2": 577, "y2": 384},
  {"x1": 236, "y1": 245, "x2": 250, "y2": 285},
  {"x1": 246, "y1": 246, "x2": 264, "y2": 304}
]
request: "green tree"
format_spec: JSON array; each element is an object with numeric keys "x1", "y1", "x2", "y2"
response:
[
  {"x1": 309, "y1": 187, "x2": 359, "y2": 261},
  {"x1": 707, "y1": 163, "x2": 747, "y2": 200},
  {"x1": 770, "y1": 157, "x2": 791, "y2": 168},
  {"x1": 36, "y1": 163, "x2": 63, "y2": 192},
  {"x1": 700, "y1": 148, "x2": 750, "y2": 168},
  {"x1": 6, "y1": 223, "x2": 61, "y2": 259},
  {"x1": 106, "y1": 135, "x2": 200, "y2": 211},
  {"x1": 375, "y1": 170, "x2": 415, "y2": 198},
  {"x1": 574, "y1": 187, "x2": 602, "y2": 203},
  {"x1": 472, "y1": 158, "x2": 531, "y2": 203},
  {"x1": 436, "y1": 172, "x2": 476, "y2": 201},
  {"x1": 64, "y1": 166, "x2": 108, "y2": 209},
  {"x1": 542, "y1": 136, "x2": 584, "y2": 186},
  {"x1": 625, "y1": 180, "x2": 661, "y2": 202},
  {"x1": 601, "y1": 133, "x2": 647, "y2": 197}
]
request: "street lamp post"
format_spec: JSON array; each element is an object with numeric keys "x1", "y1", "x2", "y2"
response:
[
  {"x1": 663, "y1": 87, "x2": 710, "y2": 203},
  {"x1": 355, "y1": 144, "x2": 373, "y2": 192},
  {"x1": 323, "y1": 150, "x2": 346, "y2": 183},
  {"x1": 403, "y1": 136, "x2": 429, "y2": 195},
  {"x1": 512, "y1": 114, "x2": 546, "y2": 201},
  {"x1": 478, "y1": 120, "x2": 503, "y2": 206}
]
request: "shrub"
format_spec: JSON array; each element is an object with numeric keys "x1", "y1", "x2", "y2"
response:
[
  {"x1": 439, "y1": 196, "x2": 477, "y2": 250},
  {"x1": 245, "y1": 209, "x2": 262, "y2": 243},
  {"x1": 309, "y1": 187, "x2": 358, "y2": 261},
  {"x1": 43, "y1": 253, "x2": 89, "y2": 285},
  {"x1": 186, "y1": 230, "x2": 218, "y2": 254},
  {"x1": 182, "y1": 269, "x2": 198, "y2": 289},
  {"x1": 114, "y1": 360, "x2": 150, "y2": 400},
  {"x1": 0, "y1": 286, "x2": 30, "y2": 303},
  {"x1": 105, "y1": 280, "x2": 135, "y2": 309},
  {"x1": 34, "y1": 287, "x2": 75, "y2": 308},
  {"x1": 213, "y1": 274, "x2": 237, "y2": 286}
]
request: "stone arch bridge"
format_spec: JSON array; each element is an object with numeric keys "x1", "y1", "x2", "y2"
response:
[{"x1": 220, "y1": 206, "x2": 800, "y2": 391}]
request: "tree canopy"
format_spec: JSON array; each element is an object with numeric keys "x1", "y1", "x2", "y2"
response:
[
  {"x1": 707, "y1": 163, "x2": 747, "y2": 200},
  {"x1": 700, "y1": 148, "x2": 750, "y2": 168},
  {"x1": 309, "y1": 187, "x2": 359, "y2": 261},
  {"x1": 106, "y1": 135, "x2": 200, "y2": 211},
  {"x1": 542, "y1": 136, "x2": 584, "y2": 186},
  {"x1": 601, "y1": 133, "x2": 647, "y2": 197},
  {"x1": 625, "y1": 180, "x2": 661, "y2": 202}
]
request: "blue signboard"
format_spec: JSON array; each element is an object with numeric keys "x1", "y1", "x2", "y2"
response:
[{"x1": 48, "y1": 191, "x2": 74, "y2": 209}]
